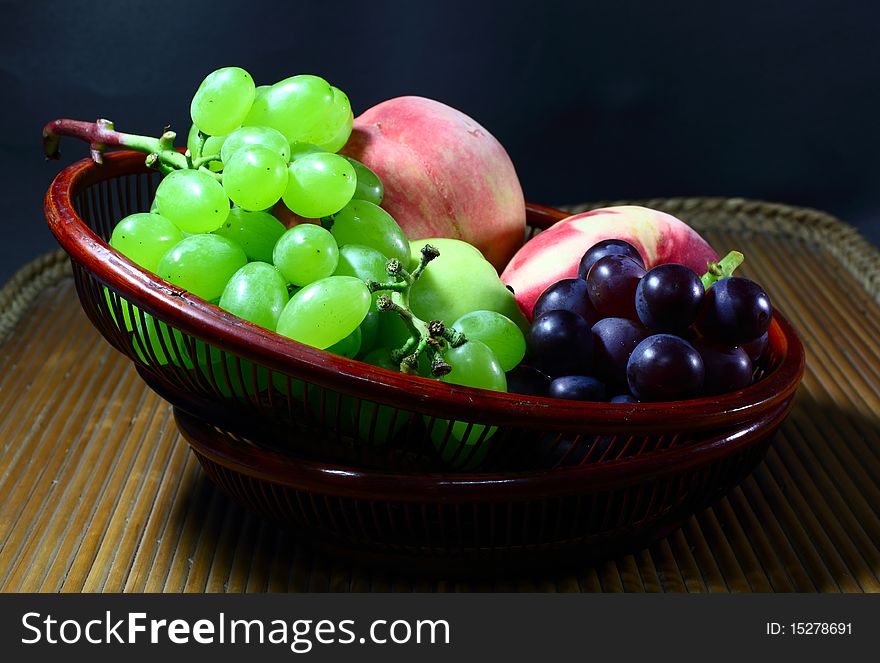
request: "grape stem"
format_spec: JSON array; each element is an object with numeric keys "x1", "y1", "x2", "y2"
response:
[
  {"x1": 42, "y1": 118, "x2": 221, "y2": 180},
  {"x1": 701, "y1": 250, "x2": 744, "y2": 290},
  {"x1": 368, "y1": 244, "x2": 466, "y2": 377}
]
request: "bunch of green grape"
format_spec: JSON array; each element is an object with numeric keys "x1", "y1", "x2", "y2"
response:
[{"x1": 104, "y1": 66, "x2": 529, "y2": 460}]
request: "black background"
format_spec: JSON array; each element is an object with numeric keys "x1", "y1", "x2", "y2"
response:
[{"x1": 4, "y1": 0, "x2": 880, "y2": 283}]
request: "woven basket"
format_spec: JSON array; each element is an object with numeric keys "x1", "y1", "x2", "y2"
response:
[{"x1": 43, "y1": 151, "x2": 805, "y2": 571}]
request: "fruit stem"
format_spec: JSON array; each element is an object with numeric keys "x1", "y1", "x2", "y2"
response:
[
  {"x1": 701, "y1": 250, "x2": 744, "y2": 289},
  {"x1": 370, "y1": 245, "x2": 463, "y2": 377},
  {"x1": 43, "y1": 118, "x2": 188, "y2": 168}
]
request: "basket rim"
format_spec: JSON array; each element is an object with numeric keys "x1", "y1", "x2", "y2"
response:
[{"x1": 44, "y1": 150, "x2": 805, "y2": 431}]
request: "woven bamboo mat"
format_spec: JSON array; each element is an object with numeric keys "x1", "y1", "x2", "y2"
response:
[{"x1": 1, "y1": 198, "x2": 879, "y2": 593}]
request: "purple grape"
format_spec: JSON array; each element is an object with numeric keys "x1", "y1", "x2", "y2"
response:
[
  {"x1": 635, "y1": 263, "x2": 704, "y2": 333},
  {"x1": 578, "y1": 239, "x2": 646, "y2": 279},
  {"x1": 548, "y1": 375, "x2": 607, "y2": 401},
  {"x1": 532, "y1": 278, "x2": 598, "y2": 325},
  {"x1": 695, "y1": 277, "x2": 772, "y2": 344},
  {"x1": 742, "y1": 331, "x2": 769, "y2": 362},
  {"x1": 609, "y1": 394, "x2": 638, "y2": 404},
  {"x1": 693, "y1": 340, "x2": 753, "y2": 396},
  {"x1": 626, "y1": 334, "x2": 705, "y2": 401},
  {"x1": 591, "y1": 317, "x2": 649, "y2": 389},
  {"x1": 527, "y1": 310, "x2": 593, "y2": 376},
  {"x1": 586, "y1": 254, "x2": 646, "y2": 320},
  {"x1": 506, "y1": 365, "x2": 551, "y2": 396}
]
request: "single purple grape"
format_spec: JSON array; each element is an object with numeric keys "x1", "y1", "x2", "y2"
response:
[
  {"x1": 591, "y1": 317, "x2": 649, "y2": 389},
  {"x1": 694, "y1": 277, "x2": 772, "y2": 345},
  {"x1": 532, "y1": 277, "x2": 598, "y2": 326},
  {"x1": 586, "y1": 254, "x2": 646, "y2": 320},
  {"x1": 626, "y1": 334, "x2": 705, "y2": 401},
  {"x1": 578, "y1": 239, "x2": 645, "y2": 279},
  {"x1": 635, "y1": 263, "x2": 704, "y2": 333},
  {"x1": 548, "y1": 375, "x2": 607, "y2": 401},
  {"x1": 527, "y1": 309, "x2": 593, "y2": 376},
  {"x1": 506, "y1": 365, "x2": 551, "y2": 396},
  {"x1": 694, "y1": 340, "x2": 754, "y2": 396},
  {"x1": 742, "y1": 331, "x2": 769, "y2": 362}
]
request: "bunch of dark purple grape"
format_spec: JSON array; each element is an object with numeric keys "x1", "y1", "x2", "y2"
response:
[{"x1": 508, "y1": 240, "x2": 773, "y2": 402}]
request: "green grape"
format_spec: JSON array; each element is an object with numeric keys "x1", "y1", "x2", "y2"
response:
[
  {"x1": 432, "y1": 339, "x2": 506, "y2": 468},
  {"x1": 190, "y1": 66, "x2": 256, "y2": 136},
  {"x1": 275, "y1": 276, "x2": 371, "y2": 349},
  {"x1": 220, "y1": 125, "x2": 290, "y2": 164},
  {"x1": 358, "y1": 311, "x2": 380, "y2": 355},
  {"x1": 273, "y1": 224, "x2": 339, "y2": 286},
  {"x1": 242, "y1": 85, "x2": 271, "y2": 125},
  {"x1": 408, "y1": 238, "x2": 528, "y2": 329},
  {"x1": 326, "y1": 326, "x2": 361, "y2": 358},
  {"x1": 329, "y1": 200, "x2": 409, "y2": 264},
  {"x1": 451, "y1": 310, "x2": 526, "y2": 372},
  {"x1": 245, "y1": 74, "x2": 341, "y2": 146},
  {"x1": 282, "y1": 152, "x2": 356, "y2": 218},
  {"x1": 222, "y1": 145, "x2": 288, "y2": 211},
  {"x1": 156, "y1": 234, "x2": 247, "y2": 301},
  {"x1": 376, "y1": 310, "x2": 412, "y2": 352},
  {"x1": 154, "y1": 169, "x2": 230, "y2": 233},
  {"x1": 218, "y1": 262, "x2": 289, "y2": 330},
  {"x1": 289, "y1": 142, "x2": 324, "y2": 161},
  {"x1": 109, "y1": 212, "x2": 185, "y2": 272},
  {"x1": 186, "y1": 124, "x2": 225, "y2": 172},
  {"x1": 315, "y1": 86, "x2": 353, "y2": 152},
  {"x1": 332, "y1": 243, "x2": 390, "y2": 307},
  {"x1": 345, "y1": 157, "x2": 384, "y2": 205},
  {"x1": 212, "y1": 207, "x2": 286, "y2": 263}
]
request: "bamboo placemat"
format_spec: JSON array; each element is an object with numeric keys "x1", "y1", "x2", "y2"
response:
[{"x1": 1, "y1": 199, "x2": 879, "y2": 592}]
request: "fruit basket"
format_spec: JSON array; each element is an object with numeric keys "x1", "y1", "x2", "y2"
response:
[{"x1": 44, "y1": 150, "x2": 804, "y2": 570}]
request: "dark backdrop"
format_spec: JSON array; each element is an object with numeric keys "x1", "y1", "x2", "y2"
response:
[{"x1": 4, "y1": 0, "x2": 880, "y2": 283}]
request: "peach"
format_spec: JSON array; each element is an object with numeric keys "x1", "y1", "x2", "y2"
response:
[
  {"x1": 340, "y1": 96, "x2": 526, "y2": 271},
  {"x1": 500, "y1": 206, "x2": 719, "y2": 320}
]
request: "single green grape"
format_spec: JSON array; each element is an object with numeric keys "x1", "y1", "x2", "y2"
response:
[
  {"x1": 186, "y1": 124, "x2": 225, "y2": 172},
  {"x1": 154, "y1": 169, "x2": 230, "y2": 233},
  {"x1": 190, "y1": 66, "x2": 256, "y2": 136},
  {"x1": 220, "y1": 125, "x2": 290, "y2": 164},
  {"x1": 432, "y1": 340, "x2": 506, "y2": 468},
  {"x1": 242, "y1": 84, "x2": 271, "y2": 126},
  {"x1": 345, "y1": 157, "x2": 384, "y2": 205},
  {"x1": 289, "y1": 142, "x2": 324, "y2": 161},
  {"x1": 315, "y1": 86, "x2": 353, "y2": 152},
  {"x1": 451, "y1": 310, "x2": 526, "y2": 372},
  {"x1": 273, "y1": 224, "x2": 339, "y2": 287},
  {"x1": 332, "y1": 243, "x2": 390, "y2": 307},
  {"x1": 212, "y1": 207, "x2": 286, "y2": 263},
  {"x1": 219, "y1": 262, "x2": 289, "y2": 330},
  {"x1": 222, "y1": 145, "x2": 288, "y2": 211},
  {"x1": 109, "y1": 212, "x2": 185, "y2": 273},
  {"x1": 275, "y1": 275, "x2": 371, "y2": 349},
  {"x1": 155, "y1": 234, "x2": 247, "y2": 301},
  {"x1": 358, "y1": 311, "x2": 381, "y2": 355},
  {"x1": 247, "y1": 74, "x2": 337, "y2": 146},
  {"x1": 326, "y1": 326, "x2": 362, "y2": 358},
  {"x1": 282, "y1": 152, "x2": 356, "y2": 218},
  {"x1": 329, "y1": 200, "x2": 409, "y2": 264}
]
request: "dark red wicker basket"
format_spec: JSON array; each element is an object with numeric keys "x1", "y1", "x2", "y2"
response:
[{"x1": 44, "y1": 150, "x2": 805, "y2": 572}]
